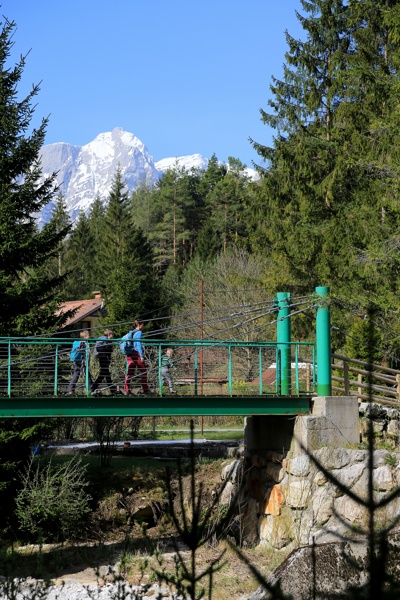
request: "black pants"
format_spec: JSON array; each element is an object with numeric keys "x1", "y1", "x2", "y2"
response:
[{"x1": 92, "y1": 356, "x2": 116, "y2": 392}]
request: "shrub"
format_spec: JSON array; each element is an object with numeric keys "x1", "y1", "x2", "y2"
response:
[{"x1": 15, "y1": 456, "x2": 91, "y2": 542}]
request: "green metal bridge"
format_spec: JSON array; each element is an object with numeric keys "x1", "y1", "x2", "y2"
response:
[{"x1": 0, "y1": 287, "x2": 332, "y2": 418}]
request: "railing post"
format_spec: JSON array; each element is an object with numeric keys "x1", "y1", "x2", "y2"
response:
[
  {"x1": 343, "y1": 361, "x2": 350, "y2": 395},
  {"x1": 295, "y1": 344, "x2": 299, "y2": 394},
  {"x1": 276, "y1": 292, "x2": 291, "y2": 395},
  {"x1": 228, "y1": 344, "x2": 233, "y2": 395},
  {"x1": 7, "y1": 339, "x2": 11, "y2": 397},
  {"x1": 158, "y1": 344, "x2": 162, "y2": 396},
  {"x1": 85, "y1": 342, "x2": 90, "y2": 396},
  {"x1": 54, "y1": 344, "x2": 59, "y2": 396},
  {"x1": 315, "y1": 286, "x2": 332, "y2": 396},
  {"x1": 194, "y1": 347, "x2": 198, "y2": 396}
]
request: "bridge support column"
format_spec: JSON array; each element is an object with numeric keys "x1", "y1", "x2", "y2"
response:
[
  {"x1": 244, "y1": 396, "x2": 359, "y2": 457},
  {"x1": 276, "y1": 292, "x2": 291, "y2": 395},
  {"x1": 315, "y1": 286, "x2": 332, "y2": 396}
]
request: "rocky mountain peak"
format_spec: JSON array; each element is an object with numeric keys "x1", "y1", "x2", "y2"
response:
[{"x1": 37, "y1": 128, "x2": 257, "y2": 228}]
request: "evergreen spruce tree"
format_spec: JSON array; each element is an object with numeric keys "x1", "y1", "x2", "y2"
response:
[
  {"x1": 130, "y1": 182, "x2": 157, "y2": 234},
  {"x1": 64, "y1": 211, "x2": 94, "y2": 299},
  {"x1": 149, "y1": 166, "x2": 199, "y2": 271},
  {"x1": 101, "y1": 168, "x2": 161, "y2": 326},
  {"x1": 43, "y1": 193, "x2": 71, "y2": 286},
  {"x1": 0, "y1": 19, "x2": 71, "y2": 335},
  {"x1": 249, "y1": 0, "x2": 352, "y2": 292},
  {"x1": 204, "y1": 157, "x2": 250, "y2": 253},
  {"x1": 338, "y1": 0, "x2": 400, "y2": 305},
  {"x1": 0, "y1": 18, "x2": 71, "y2": 531},
  {"x1": 198, "y1": 153, "x2": 227, "y2": 197},
  {"x1": 87, "y1": 195, "x2": 107, "y2": 293},
  {"x1": 249, "y1": 0, "x2": 400, "y2": 353}
]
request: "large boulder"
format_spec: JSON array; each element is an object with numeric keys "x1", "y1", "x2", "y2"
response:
[{"x1": 247, "y1": 541, "x2": 368, "y2": 600}]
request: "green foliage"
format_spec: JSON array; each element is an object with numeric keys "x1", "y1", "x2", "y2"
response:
[
  {"x1": 0, "y1": 19, "x2": 71, "y2": 337},
  {"x1": 15, "y1": 456, "x2": 91, "y2": 542},
  {"x1": 130, "y1": 156, "x2": 252, "y2": 275},
  {"x1": 43, "y1": 193, "x2": 71, "y2": 287},
  {"x1": 100, "y1": 169, "x2": 162, "y2": 325},
  {"x1": 204, "y1": 157, "x2": 250, "y2": 253},
  {"x1": 344, "y1": 316, "x2": 384, "y2": 363},
  {"x1": 64, "y1": 210, "x2": 95, "y2": 299},
  {"x1": 246, "y1": 0, "x2": 400, "y2": 358},
  {"x1": 153, "y1": 421, "x2": 228, "y2": 600}
]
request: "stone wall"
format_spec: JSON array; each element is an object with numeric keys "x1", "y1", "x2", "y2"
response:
[{"x1": 222, "y1": 401, "x2": 400, "y2": 550}]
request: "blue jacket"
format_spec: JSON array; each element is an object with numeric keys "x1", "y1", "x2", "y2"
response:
[
  {"x1": 70, "y1": 340, "x2": 86, "y2": 364},
  {"x1": 133, "y1": 329, "x2": 143, "y2": 357}
]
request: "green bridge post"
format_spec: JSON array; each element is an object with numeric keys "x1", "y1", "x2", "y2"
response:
[
  {"x1": 276, "y1": 292, "x2": 291, "y2": 395},
  {"x1": 315, "y1": 286, "x2": 332, "y2": 396}
]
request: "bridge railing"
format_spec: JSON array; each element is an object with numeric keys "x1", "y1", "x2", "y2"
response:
[
  {"x1": 331, "y1": 353, "x2": 400, "y2": 406},
  {"x1": 0, "y1": 337, "x2": 316, "y2": 397}
]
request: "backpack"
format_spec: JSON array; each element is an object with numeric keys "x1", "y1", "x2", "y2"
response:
[
  {"x1": 119, "y1": 331, "x2": 134, "y2": 355},
  {"x1": 70, "y1": 341, "x2": 84, "y2": 362},
  {"x1": 94, "y1": 336, "x2": 107, "y2": 357}
]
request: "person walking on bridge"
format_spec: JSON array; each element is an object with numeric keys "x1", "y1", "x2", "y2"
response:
[
  {"x1": 67, "y1": 330, "x2": 92, "y2": 395},
  {"x1": 161, "y1": 348, "x2": 177, "y2": 394},
  {"x1": 123, "y1": 320, "x2": 151, "y2": 395},
  {"x1": 91, "y1": 329, "x2": 117, "y2": 395}
]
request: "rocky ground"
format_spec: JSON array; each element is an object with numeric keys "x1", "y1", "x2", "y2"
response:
[{"x1": 0, "y1": 441, "x2": 281, "y2": 600}]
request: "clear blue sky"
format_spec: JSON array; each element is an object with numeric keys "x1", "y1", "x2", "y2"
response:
[{"x1": 1, "y1": 0, "x2": 304, "y2": 167}]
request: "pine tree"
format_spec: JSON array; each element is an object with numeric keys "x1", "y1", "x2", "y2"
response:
[
  {"x1": 0, "y1": 19, "x2": 70, "y2": 335},
  {"x1": 101, "y1": 168, "x2": 161, "y2": 326},
  {"x1": 249, "y1": 0, "x2": 352, "y2": 291},
  {"x1": 0, "y1": 17, "x2": 71, "y2": 532},
  {"x1": 64, "y1": 210, "x2": 95, "y2": 299},
  {"x1": 204, "y1": 157, "x2": 250, "y2": 253},
  {"x1": 149, "y1": 166, "x2": 199, "y2": 271},
  {"x1": 248, "y1": 0, "x2": 400, "y2": 354},
  {"x1": 43, "y1": 193, "x2": 71, "y2": 286},
  {"x1": 87, "y1": 195, "x2": 106, "y2": 293},
  {"x1": 198, "y1": 153, "x2": 227, "y2": 197}
]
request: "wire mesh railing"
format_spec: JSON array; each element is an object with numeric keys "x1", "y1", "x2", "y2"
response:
[{"x1": 0, "y1": 337, "x2": 316, "y2": 398}]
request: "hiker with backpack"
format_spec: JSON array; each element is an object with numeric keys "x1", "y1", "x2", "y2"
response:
[
  {"x1": 91, "y1": 329, "x2": 117, "y2": 395},
  {"x1": 67, "y1": 330, "x2": 92, "y2": 395},
  {"x1": 121, "y1": 320, "x2": 151, "y2": 395}
]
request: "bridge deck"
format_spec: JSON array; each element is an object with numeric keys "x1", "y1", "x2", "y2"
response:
[
  {"x1": 0, "y1": 394, "x2": 312, "y2": 418},
  {"x1": 0, "y1": 337, "x2": 315, "y2": 417}
]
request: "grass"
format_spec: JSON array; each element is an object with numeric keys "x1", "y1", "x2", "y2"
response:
[
  {"x1": 1, "y1": 538, "x2": 285, "y2": 600},
  {"x1": 119, "y1": 541, "x2": 284, "y2": 600},
  {"x1": 39, "y1": 454, "x2": 181, "y2": 483},
  {"x1": 140, "y1": 428, "x2": 244, "y2": 442}
]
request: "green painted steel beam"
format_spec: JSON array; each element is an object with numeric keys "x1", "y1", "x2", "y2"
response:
[{"x1": 0, "y1": 395, "x2": 311, "y2": 418}]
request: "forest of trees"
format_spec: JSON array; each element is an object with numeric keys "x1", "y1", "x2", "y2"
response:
[
  {"x1": 40, "y1": 0, "x2": 400, "y2": 366},
  {"x1": 2, "y1": 2, "x2": 400, "y2": 593}
]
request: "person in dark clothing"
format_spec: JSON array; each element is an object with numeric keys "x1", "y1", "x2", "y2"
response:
[
  {"x1": 91, "y1": 329, "x2": 117, "y2": 395},
  {"x1": 67, "y1": 330, "x2": 92, "y2": 395}
]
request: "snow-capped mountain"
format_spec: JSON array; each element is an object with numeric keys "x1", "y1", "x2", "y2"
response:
[
  {"x1": 38, "y1": 128, "x2": 164, "y2": 226},
  {"x1": 38, "y1": 128, "x2": 256, "y2": 227},
  {"x1": 155, "y1": 154, "x2": 209, "y2": 173}
]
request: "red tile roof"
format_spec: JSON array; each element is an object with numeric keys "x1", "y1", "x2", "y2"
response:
[{"x1": 56, "y1": 297, "x2": 104, "y2": 328}]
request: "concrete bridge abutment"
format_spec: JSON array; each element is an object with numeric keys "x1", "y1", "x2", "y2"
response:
[{"x1": 244, "y1": 396, "x2": 359, "y2": 457}]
